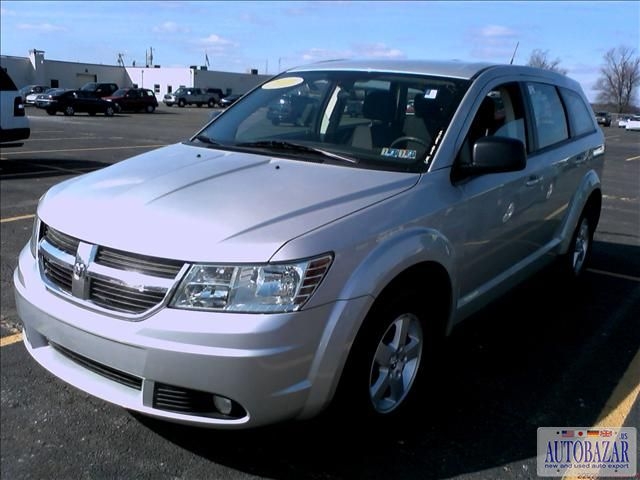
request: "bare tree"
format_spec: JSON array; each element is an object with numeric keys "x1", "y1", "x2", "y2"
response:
[
  {"x1": 594, "y1": 46, "x2": 640, "y2": 113},
  {"x1": 526, "y1": 49, "x2": 568, "y2": 75}
]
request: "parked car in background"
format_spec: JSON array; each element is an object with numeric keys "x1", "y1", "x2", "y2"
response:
[
  {"x1": 617, "y1": 116, "x2": 631, "y2": 128},
  {"x1": 218, "y1": 93, "x2": 243, "y2": 108},
  {"x1": 594, "y1": 111, "x2": 611, "y2": 127},
  {"x1": 205, "y1": 88, "x2": 225, "y2": 106},
  {"x1": 80, "y1": 82, "x2": 119, "y2": 98},
  {"x1": 1, "y1": 70, "x2": 30, "y2": 145},
  {"x1": 34, "y1": 88, "x2": 70, "y2": 109},
  {"x1": 625, "y1": 115, "x2": 640, "y2": 131},
  {"x1": 18, "y1": 84, "x2": 48, "y2": 102},
  {"x1": 15, "y1": 60, "x2": 605, "y2": 430},
  {"x1": 104, "y1": 88, "x2": 158, "y2": 113},
  {"x1": 163, "y1": 87, "x2": 219, "y2": 107},
  {"x1": 37, "y1": 89, "x2": 116, "y2": 116},
  {"x1": 25, "y1": 87, "x2": 55, "y2": 105}
]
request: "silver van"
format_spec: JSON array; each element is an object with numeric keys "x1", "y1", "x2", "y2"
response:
[{"x1": 14, "y1": 60, "x2": 604, "y2": 429}]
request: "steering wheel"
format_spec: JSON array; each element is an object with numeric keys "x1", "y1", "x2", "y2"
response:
[{"x1": 390, "y1": 136, "x2": 428, "y2": 148}]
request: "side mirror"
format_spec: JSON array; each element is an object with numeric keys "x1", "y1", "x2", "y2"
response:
[{"x1": 460, "y1": 136, "x2": 526, "y2": 177}]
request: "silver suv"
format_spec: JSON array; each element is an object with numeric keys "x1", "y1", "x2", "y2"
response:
[{"x1": 14, "y1": 60, "x2": 604, "y2": 429}]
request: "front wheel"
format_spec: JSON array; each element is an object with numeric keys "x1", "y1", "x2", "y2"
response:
[
  {"x1": 178, "y1": 99, "x2": 186, "y2": 107},
  {"x1": 145, "y1": 105, "x2": 155, "y2": 113},
  {"x1": 63, "y1": 105, "x2": 75, "y2": 116},
  {"x1": 105, "y1": 106, "x2": 115, "y2": 117},
  {"x1": 334, "y1": 289, "x2": 440, "y2": 423},
  {"x1": 46, "y1": 109, "x2": 56, "y2": 116}
]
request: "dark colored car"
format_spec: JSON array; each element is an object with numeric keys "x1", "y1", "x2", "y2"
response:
[
  {"x1": 218, "y1": 93, "x2": 243, "y2": 108},
  {"x1": 594, "y1": 111, "x2": 611, "y2": 127},
  {"x1": 104, "y1": 88, "x2": 158, "y2": 113},
  {"x1": 80, "y1": 82, "x2": 119, "y2": 98},
  {"x1": 37, "y1": 89, "x2": 116, "y2": 116}
]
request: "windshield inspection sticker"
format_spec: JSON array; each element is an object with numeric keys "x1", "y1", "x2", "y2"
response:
[
  {"x1": 262, "y1": 77, "x2": 304, "y2": 90},
  {"x1": 380, "y1": 148, "x2": 417, "y2": 160},
  {"x1": 537, "y1": 427, "x2": 637, "y2": 477},
  {"x1": 423, "y1": 89, "x2": 438, "y2": 99}
]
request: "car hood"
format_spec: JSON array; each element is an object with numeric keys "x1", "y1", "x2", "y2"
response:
[{"x1": 38, "y1": 143, "x2": 418, "y2": 262}]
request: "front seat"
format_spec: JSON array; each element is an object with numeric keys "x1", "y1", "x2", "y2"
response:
[{"x1": 349, "y1": 90, "x2": 400, "y2": 149}]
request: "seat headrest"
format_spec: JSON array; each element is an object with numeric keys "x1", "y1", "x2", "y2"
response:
[{"x1": 363, "y1": 90, "x2": 395, "y2": 122}]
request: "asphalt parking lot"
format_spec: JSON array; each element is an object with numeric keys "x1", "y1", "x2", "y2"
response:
[{"x1": 1, "y1": 106, "x2": 638, "y2": 480}]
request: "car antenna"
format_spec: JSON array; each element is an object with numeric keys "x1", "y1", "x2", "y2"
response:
[{"x1": 509, "y1": 42, "x2": 519, "y2": 65}]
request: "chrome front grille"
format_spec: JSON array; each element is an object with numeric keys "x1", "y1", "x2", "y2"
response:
[{"x1": 38, "y1": 223, "x2": 186, "y2": 318}]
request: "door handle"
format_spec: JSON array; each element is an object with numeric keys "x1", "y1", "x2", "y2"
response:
[{"x1": 526, "y1": 176, "x2": 543, "y2": 187}]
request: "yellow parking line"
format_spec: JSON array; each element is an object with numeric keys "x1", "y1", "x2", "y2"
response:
[
  {"x1": 1, "y1": 144, "x2": 167, "y2": 156},
  {"x1": 0, "y1": 332, "x2": 22, "y2": 347},
  {"x1": 594, "y1": 348, "x2": 640, "y2": 426},
  {"x1": 562, "y1": 349, "x2": 640, "y2": 480},
  {"x1": 0, "y1": 214, "x2": 35, "y2": 223}
]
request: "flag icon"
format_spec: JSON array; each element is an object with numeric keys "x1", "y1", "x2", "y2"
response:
[
  {"x1": 561, "y1": 430, "x2": 574, "y2": 438},
  {"x1": 587, "y1": 430, "x2": 599, "y2": 437}
]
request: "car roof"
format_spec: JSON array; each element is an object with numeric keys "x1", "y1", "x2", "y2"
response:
[{"x1": 286, "y1": 58, "x2": 567, "y2": 81}]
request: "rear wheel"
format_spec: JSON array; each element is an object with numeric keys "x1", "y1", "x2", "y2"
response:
[
  {"x1": 178, "y1": 99, "x2": 186, "y2": 107},
  {"x1": 208, "y1": 99, "x2": 216, "y2": 108},
  {"x1": 46, "y1": 109, "x2": 56, "y2": 116},
  {"x1": 63, "y1": 105, "x2": 74, "y2": 116},
  {"x1": 105, "y1": 106, "x2": 115, "y2": 117},
  {"x1": 557, "y1": 206, "x2": 597, "y2": 280},
  {"x1": 145, "y1": 105, "x2": 155, "y2": 113}
]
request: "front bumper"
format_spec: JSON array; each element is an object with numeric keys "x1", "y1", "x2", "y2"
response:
[{"x1": 14, "y1": 244, "x2": 369, "y2": 429}]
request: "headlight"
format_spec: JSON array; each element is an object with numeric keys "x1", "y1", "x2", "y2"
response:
[{"x1": 170, "y1": 254, "x2": 332, "y2": 313}]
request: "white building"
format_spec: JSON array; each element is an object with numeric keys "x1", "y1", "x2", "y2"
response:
[{"x1": 1, "y1": 49, "x2": 272, "y2": 99}]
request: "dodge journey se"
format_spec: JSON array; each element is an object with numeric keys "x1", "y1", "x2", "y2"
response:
[{"x1": 14, "y1": 59, "x2": 604, "y2": 429}]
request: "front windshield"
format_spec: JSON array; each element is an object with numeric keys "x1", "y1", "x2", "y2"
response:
[{"x1": 195, "y1": 70, "x2": 469, "y2": 172}]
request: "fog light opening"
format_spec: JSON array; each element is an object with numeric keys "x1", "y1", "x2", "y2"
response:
[{"x1": 213, "y1": 394, "x2": 233, "y2": 415}]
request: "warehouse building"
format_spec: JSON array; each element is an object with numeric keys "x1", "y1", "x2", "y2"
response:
[{"x1": 1, "y1": 49, "x2": 272, "y2": 99}]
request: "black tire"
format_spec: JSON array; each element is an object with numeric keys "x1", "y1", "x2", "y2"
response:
[
  {"x1": 196, "y1": 103, "x2": 202, "y2": 108},
  {"x1": 178, "y1": 99, "x2": 186, "y2": 107},
  {"x1": 46, "y1": 109, "x2": 56, "y2": 116},
  {"x1": 208, "y1": 99, "x2": 216, "y2": 108},
  {"x1": 88, "y1": 111, "x2": 96, "y2": 116},
  {"x1": 105, "y1": 106, "x2": 115, "y2": 117},
  {"x1": 63, "y1": 105, "x2": 74, "y2": 116},
  {"x1": 333, "y1": 288, "x2": 441, "y2": 424},
  {"x1": 145, "y1": 105, "x2": 155, "y2": 113}
]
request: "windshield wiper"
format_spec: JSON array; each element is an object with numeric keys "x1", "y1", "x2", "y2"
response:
[
  {"x1": 236, "y1": 140, "x2": 358, "y2": 164},
  {"x1": 194, "y1": 134, "x2": 223, "y2": 146}
]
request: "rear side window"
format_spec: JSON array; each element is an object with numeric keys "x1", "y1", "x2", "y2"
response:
[
  {"x1": 526, "y1": 82, "x2": 568, "y2": 150},
  {"x1": 559, "y1": 87, "x2": 597, "y2": 137}
]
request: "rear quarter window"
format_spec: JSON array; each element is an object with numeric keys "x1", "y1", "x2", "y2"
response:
[
  {"x1": 559, "y1": 87, "x2": 597, "y2": 137},
  {"x1": 526, "y1": 82, "x2": 569, "y2": 150}
]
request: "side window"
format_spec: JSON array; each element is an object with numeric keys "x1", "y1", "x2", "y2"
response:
[
  {"x1": 458, "y1": 82, "x2": 527, "y2": 165},
  {"x1": 559, "y1": 87, "x2": 596, "y2": 137},
  {"x1": 526, "y1": 82, "x2": 569, "y2": 150}
]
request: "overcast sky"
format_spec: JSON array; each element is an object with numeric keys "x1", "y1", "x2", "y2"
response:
[{"x1": 1, "y1": 1, "x2": 638, "y2": 101}]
